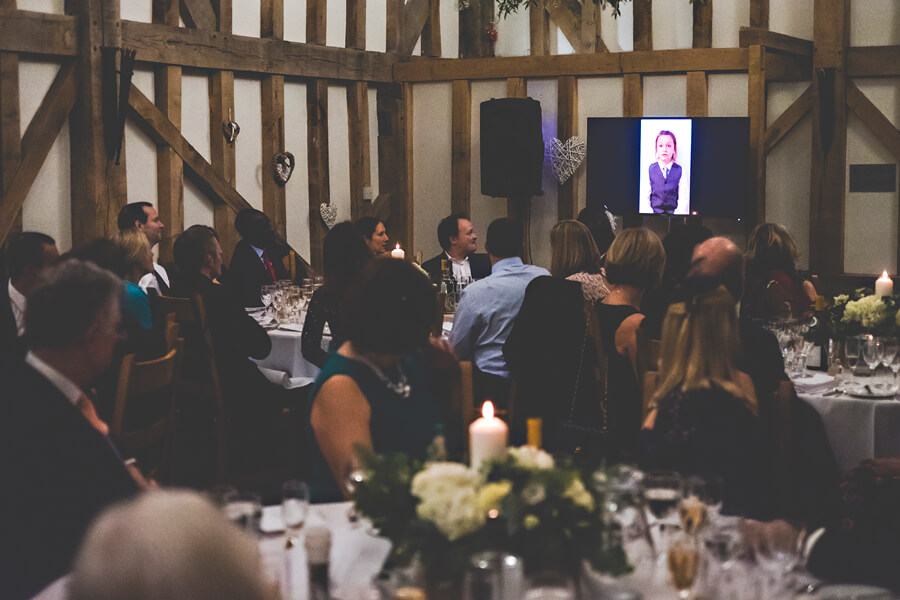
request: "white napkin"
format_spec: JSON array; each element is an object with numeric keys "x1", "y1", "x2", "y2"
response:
[
  {"x1": 257, "y1": 367, "x2": 315, "y2": 390},
  {"x1": 793, "y1": 371, "x2": 835, "y2": 394}
]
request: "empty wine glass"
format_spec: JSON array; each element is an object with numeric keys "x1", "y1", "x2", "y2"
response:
[
  {"x1": 260, "y1": 284, "x2": 276, "y2": 319},
  {"x1": 282, "y1": 480, "x2": 310, "y2": 546},
  {"x1": 891, "y1": 353, "x2": 900, "y2": 394},
  {"x1": 845, "y1": 335, "x2": 862, "y2": 386},
  {"x1": 879, "y1": 337, "x2": 898, "y2": 391},
  {"x1": 862, "y1": 335, "x2": 883, "y2": 385}
]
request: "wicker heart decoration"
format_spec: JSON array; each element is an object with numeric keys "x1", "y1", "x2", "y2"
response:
[
  {"x1": 222, "y1": 120, "x2": 240, "y2": 144},
  {"x1": 273, "y1": 152, "x2": 295, "y2": 186},
  {"x1": 546, "y1": 136, "x2": 586, "y2": 185},
  {"x1": 319, "y1": 203, "x2": 337, "y2": 229}
]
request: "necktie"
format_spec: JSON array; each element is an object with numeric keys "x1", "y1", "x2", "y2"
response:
[
  {"x1": 663, "y1": 167, "x2": 668, "y2": 180},
  {"x1": 76, "y1": 393, "x2": 110, "y2": 436},
  {"x1": 261, "y1": 250, "x2": 277, "y2": 282}
]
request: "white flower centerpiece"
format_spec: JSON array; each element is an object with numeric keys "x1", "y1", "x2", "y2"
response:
[{"x1": 352, "y1": 446, "x2": 630, "y2": 588}]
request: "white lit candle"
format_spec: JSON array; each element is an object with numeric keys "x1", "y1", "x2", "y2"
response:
[
  {"x1": 469, "y1": 401, "x2": 508, "y2": 469},
  {"x1": 876, "y1": 270, "x2": 893, "y2": 297},
  {"x1": 391, "y1": 244, "x2": 405, "y2": 260}
]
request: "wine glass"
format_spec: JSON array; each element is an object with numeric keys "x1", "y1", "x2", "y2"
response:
[
  {"x1": 224, "y1": 491, "x2": 262, "y2": 532},
  {"x1": 271, "y1": 287, "x2": 285, "y2": 323},
  {"x1": 314, "y1": 275, "x2": 325, "y2": 290},
  {"x1": 684, "y1": 475, "x2": 723, "y2": 523},
  {"x1": 668, "y1": 532, "x2": 700, "y2": 599},
  {"x1": 891, "y1": 353, "x2": 900, "y2": 394},
  {"x1": 260, "y1": 284, "x2": 276, "y2": 319},
  {"x1": 282, "y1": 480, "x2": 310, "y2": 546},
  {"x1": 862, "y1": 335, "x2": 883, "y2": 386},
  {"x1": 845, "y1": 334, "x2": 862, "y2": 386},
  {"x1": 644, "y1": 471, "x2": 683, "y2": 546},
  {"x1": 879, "y1": 337, "x2": 898, "y2": 391}
]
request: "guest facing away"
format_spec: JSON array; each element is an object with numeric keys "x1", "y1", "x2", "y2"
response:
[
  {"x1": 422, "y1": 213, "x2": 491, "y2": 285},
  {"x1": 577, "y1": 205, "x2": 616, "y2": 257},
  {"x1": 70, "y1": 490, "x2": 278, "y2": 600},
  {"x1": 1, "y1": 260, "x2": 142, "y2": 600},
  {"x1": 302, "y1": 221, "x2": 372, "y2": 368},
  {"x1": 504, "y1": 220, "x2": 608, "y2": 450},
  {"x1": 741, "y1": 222, "x2": 816, "y2": 320},
  {"x1": 117, "y1": 202, "x2": 169, "y2": 295},
  {"x1": 226, "y1": 208, "x2": 297, "y2": 307},
  {"x1": 355, "y1": 216, "x2": 389, "y2": 256},
  {"x1": 309, "y1": 259, "x2": 440, "y2": 502},
  {"x1": 1, "y1": 231, "x2": 58, "y2": 365},
  {"x1": 450, "y1": 218, "x2": 549, "y2": 405}
]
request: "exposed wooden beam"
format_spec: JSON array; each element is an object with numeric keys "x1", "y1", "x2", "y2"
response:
[
  {"x1": 399, "y1": 0, "x2": 432, "y2": 56},
  {"x1": 0, "y1": 51, "x2": 21, "y2": 233},
  {"x1": 633, "y1": 0, "x2": 652, "y2": 51},
  {"x1": 376, "y1": 84, "x2": 414, "y2": 256},
  {"x1": 420, "y1": 0, "x2": 441, "y2": 57},
  {"x1": 763, "y1": 84, "x2": 815, "y2": 155},
  {"x1": 848, "y1": 46, "x2": 900, "y2": 78},
  {"x1": 0, "y1": 62, "x2": 76, "y2": 246},
  {"x1": 181, "y1": 0, "x2": 217, "y2": 30},
  {"x1": 394, "y1": 48, "x2": 749, "y2": 82},
  {"x1": 557, "y1": 76, "x2": 577, "y2": 221},
  {"x1": 210, "y1": 0, "x2": 231, "y2": 32},
  {"x1": 847, "y1": 82, "x2": 900, "y2": 163},
  {"x1": 307, "y1": 0, "x2": 326, "y2": 45},
  {"x1": 209, "y1": 70, "x2": 237, "y2": 261},
  {"x1": 451, "y1": 79, "x2": 471, "y2": 218},
  {"x1": 347, "y1": 82, "x2": 370, "y2": 221},
  {"x1": 345, "y1": 0, "x2": 366, "y2": 50},
  {"x1": 261, "y1": 76, "x2": 286, "y2": 238},
  {"x1": 459, "y1": 0, "x2": 494, "y2": 58},
  {"x1": 261, "y1": 0, "x2": 284, "y2": 39},
  {"x1": 386, "y1": 0, "x2": 401, "y2": 52},
  {"x1": 0, "y1": 10, "x2": 78, "y2": 56},
  {"x1": 747, "y1": 45, "x2": 765, "y2": 226},
  {"x1": 764, "y1": 53, "x2": 812, "y2": 81},
  {"x1": 686, "y1": 71, "x2": 708, "y2": 117},
  {"x1": 581, "y1": 0, "x2": 606, "y2": 53},
  {"x1": 307, "y1": 80, "x2": 329, "y2": 272},
  {"x1": 529, "y1": 2, "x2": 550, "y2": 56},
  {"x1": 546, "y1": 0, "x2": 587, "y2": 54},
  {"x1": 739, "y1": 27, "x2": 813, "y2": 57},
  {"x1": 120, "y1": 20, "x2": 394, "y2": 82},
  {"x1": 506, "y1": 78, "x2": 527, "y2": 223},
  {"x1": 623, "y1": 73, "x2": 642, "y2": 118},
  {"x1": 692, "y1": 0, "x2": 712, "y2": 49},
  {"x1": 750, "y1": 0, "x2": 769, "y2": 29}
]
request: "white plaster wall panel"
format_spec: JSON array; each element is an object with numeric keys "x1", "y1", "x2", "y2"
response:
[
  {"x1": 368, "y1": 87, "x2": 380, "y2": 199},
  {"x1": 232, "y1": 0, "x2": 261, "y2": 37},
  {"x1": 181, "y1": 73, "x2": 215, "y2": 229},
  {"x1": 765, "y1": 116, "x2": 812, "y2": 270},
  {"x1": 854, "y1": 79, "x2": 900, "y2": 130},
  {"x1": 850, "y1": 0, "x2": 900, "y2": 46},
  {"x1": 124, "y1": 119, "x2": 158, "y2": 206},
  {"x1": 469, "y1": 80, "x2": 510, "y2": 256},
  {"x1": 412, "y1": 83, "x2": 452, "y2": 262},
  {"x1": 16, "y1": 0, "x2": 64, "y2": 13},
  {"x1": 616, "y1": 1, "x2": 634, "y2": 52},
  {"x1": 651, "y1": 0, "x2": 693, "y2": 50},
  {"x1": 712, "y1": 0, "x2": 749, "y2": 48},
  {"x1": 121, "y1": 1, "x2": 153, "y2": 22},
  {"x1": 556, "y1": 24, "x2": 576, "y2": 55},
  {"x1": 770, "y1": 0, "x2": 813, "y2": 41},
  {"x1": 414, "y1": 38, "x2": 422, "y2": 57},
  {"x1": 844, "y1": 114, "x2": 899, "y2": 275},
  {"x1": 21, "y1": 124, "x2": 71, "y2": 250},
  {"x1": 440, "y1": 0, "x2": 460, "y2": 57},
  {"x1": 367, "y1": 0, "x2": 388, "y2": 52},
  {"x1": 642, "y1": 75, "x2": 686, "y2": 117},
  {"x1": 526, "y1": 78, "x2": 558, "y2": 270},
  {"x1": 132, "y1": 67, "x2": 154, "y2": 100},
  {"x1": 284, "y1": 0, "x2": 307, "y2": 43},
  {"x1": 600, "y1": 3, "x2": 624, "y2": 52},
  {"x1": 577, "y1": 77, "x2": 623, "y2": 215},
  {"x1": 327, "y1": 84, "x2": 352, "y2": 224},
  {"x1": 496, "y1": 7, "x2": 530, "y2": 57},
  {"x1": 767, "y1": 81, "x2": 809, "y2": 127},
  {"x1": 18, "y1": 60, "x2": 59, "y2": 134},
  {"x1": 234, "y1": 76, "x2": 263, "y2": 210},
  {"x1": 327, "y1": 0, "x2": 348, "y2": 49},
  {"x1": 284, "y1": 81, "x2": 311, "y2": 262},
  {"x1": 708, "y1": 74, "x2": 748, "y2": 117}
]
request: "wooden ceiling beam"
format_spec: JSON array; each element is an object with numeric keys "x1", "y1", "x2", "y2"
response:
[
  {"x1": 739, "y1": 26, "x2": 813, "y2": 57},
  {"x1": 180, "y1": 0, "x2": 217, "y2": 30},
  {"x1": 545, "y1": 0, "x2": 588, "y2": 54},
  {"x1": 0, "y1": 10, "x2": 77, "y2": 56},
  {"x1": 763, "y1": 84, "x2": 815, "y2": 154},
  {"x1": 847, "y1": 82, "x2": 900, "y2": 163},
  {"x1": 399, "y1": 0, "x2": 432, "y2": 56},
  {"x1": 848, "y1": 46, "x2": 900, "y2": 77}
]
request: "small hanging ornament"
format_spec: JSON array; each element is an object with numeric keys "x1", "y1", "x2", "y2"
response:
[
  {"x1": 486, "y1": 20, "x2": 498, "y2": 43},
  {"x1": 271, "y1": 118, "x2": 293, "y2": 185},
  {"x1": 222, "y1": 108, "x2": 240, "y2": 143}
]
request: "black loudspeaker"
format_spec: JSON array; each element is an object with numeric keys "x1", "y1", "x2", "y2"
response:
[{"x1": 480, "y1": 98, "x2": 544, "y2": 197}]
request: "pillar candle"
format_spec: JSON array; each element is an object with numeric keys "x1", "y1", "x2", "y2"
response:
[
  {"x1": 876, "y1": 271, "x2": 893, "y2": 297},
  {"x1": 391, "y1": 244, "x2": 405, "y2": 260},
  {"x1": 469, "y1": 401, "x2": 508, "y2": 469}
]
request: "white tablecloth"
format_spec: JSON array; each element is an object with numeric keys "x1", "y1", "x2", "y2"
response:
[
  {"x1": 253, "y1": 327, "x2": 330, "y2": 389},
  {"x1": 798, "y1": 389, "x2": 900, "y2": 474}
]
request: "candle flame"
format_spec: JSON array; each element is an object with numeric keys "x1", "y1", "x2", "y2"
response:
[
  {"x1": 883, "y1": 270, "x2": 890, "y2": 279},
  {"x1": 482, "y1": 400, "x2": 494, "y2": 420},
  {"x1": 395, "y1": 243, "x2": 401, "y2": 250}
]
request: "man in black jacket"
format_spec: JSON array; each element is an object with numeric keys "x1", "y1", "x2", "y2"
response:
[
  {"x1": 1, "y1": 259, "x2": 138, "y2": 600},
  {"x1": 226, "y1": 208, "x2": 300, "y2": 307},
  {"x1": 422, "y1": 213, "x2": 491, "y2": 285}
]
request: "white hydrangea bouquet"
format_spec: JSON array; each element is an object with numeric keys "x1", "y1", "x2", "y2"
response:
[
  {"x1": 352, "y1": 446, "x2": 630, "y2": 584},
  {"x1": 819, "y1": 288, "x2": 899, "y2": 339}
]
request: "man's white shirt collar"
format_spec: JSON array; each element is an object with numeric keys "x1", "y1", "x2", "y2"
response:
[
  {"x1": 8, "y1": 279, "x2": 26, "y2": 336},
  {"x1": 25, "y1": 351, "x2": 83, "y2": 406}
]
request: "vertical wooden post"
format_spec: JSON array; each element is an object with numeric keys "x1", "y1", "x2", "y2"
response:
[
  {"x1": 451, "y1": 80, "x2": 471, "y2": 218},
  {"x1": 747, "y1": 45, "x2": 766, "y2": 228},
  {"x1": 750, "y1": 0, "x2": 769, "y2": 29},
  {"x1": 623, "y1": 73, "x2": 643, "y2": 229},
  {"x1": 376, "y1": 84, "x2": 413, "y2": 254},
  {"x1": 581, "y1": 0, "x2": 605, "y2": 53},
  {"x1": 0, "y1": 45, "x2": 21, "y2": 234},
  {"x1": 529, "y1": 2, "x2": 550, "y2": 56},
  {"x1": 307, "y1": 0, "x2": 327, "y2": 45},
  {"x1": 261, "y1": 0, "x2": 286, "y2": 239},
  {"x1": 633, "y1": 0, "x2": 652, "y2": 51},
  {"x1": 686, "y1": 71, "x2": 708, "y2": 118},
  {"x1": 347, "y1": 82, "x2": 371, "y2": 221},
  {"x1": 346, "y1": 0, "x2": 366, "y2": 50},
  {"x1": 460, "y1": 0, "x2": 495, "y2": 58},
  {"x1": 67, "y1": 0, "x2": 123, "y2": 244},
  {"x1": 211, "y1": 0, "x2": 232, "y2": 32},
  {"x1": 421, "y1": 0, "x2": 442, "y2": 57},
  {"x1": 386, "y1": 0, "x2": 401, "y2": 52},
  {"x1": 209, "y1": 71, "x2": 237, "y2": 258},
  {"x1": 506, "y1": 77, "x2": 528, "y2": 223},
  {"x1": 692, "y1": 0, "x2": 712, "y2": 49},
  {"x1": 557, "y1": 76, "x2": 578, "y2": 221},
  {"x1": 307, "y1": 80, "x2": 330, "y2": 272},
  {"x1": 809, "y1": 0, "x2": 849, "y2": 275}
]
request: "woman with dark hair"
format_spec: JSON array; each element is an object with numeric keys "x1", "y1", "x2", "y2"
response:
[
  {"x1": 301, "y1": 222, "x2": 372, "y2": 368},
  {"x1": 308, "y1": 259, "x2": 439, "y2": 502},
  {"x1": 355, "y1": 216, "x2": 389, "y2": 256},
  {"x1": 742, "y1": 222, "x2": 816, "y2": 320}
]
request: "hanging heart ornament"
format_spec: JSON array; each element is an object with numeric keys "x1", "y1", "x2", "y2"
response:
[
  {"x1": 273, "y1": 152, "x2": 295, "y2": 186},
  {"x1": 222, "y1": 120, "x2": 240, "y2": 143},
  {"x1": 319, "y1": 203, "x2": 337, "y2": 229},
  {"x1": 546, "y1": 136, "x2": 586, "y2": 185}
]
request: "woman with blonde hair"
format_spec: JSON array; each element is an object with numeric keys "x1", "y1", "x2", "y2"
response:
[
  {"x1": 742, "y1": 222, "x2": 816, "y2": 320},
  {"x1": 641, "y1": 285, "x2": 770, "y2": 517},
  {"x1": 112, "y1": 229, "x2": 154, "y2": 343},
  {"x1": 505, "y1": 220, "x2": 607, "y2": 451}
]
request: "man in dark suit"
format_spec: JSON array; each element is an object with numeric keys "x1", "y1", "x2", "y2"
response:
[
  {"x1": 1, "y1": 259, "x2": 139, "y2": 600},
  {"x1": 225, "y1": 208, "x2": 297, "y2": 307},
  {"x1": 422, "y1": 213, "x2": 491, "y2": 285},
  {"x1": 1, "y1": 232, "x2": 59, "y2": 366}
]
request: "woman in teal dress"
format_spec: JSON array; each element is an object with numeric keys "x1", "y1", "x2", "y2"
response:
[{"x1": 308, "y1": 258, "x2": 440, "y2": 502}]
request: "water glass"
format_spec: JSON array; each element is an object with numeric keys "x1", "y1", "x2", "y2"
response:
[
  {"x1": 879, "y1": 337, "x2": 899, "y2": 392},
  {"x1": 282, "y1": 480, "x2": 310, "y2": 543},
  {"x1": 845, "y1": 335, "x2": 862, "y2": 380},
  {"x1": 862, "y1": 335, "x2": 883, "y2": 383},
  {"x1": 224, "y1": 491, "x2": 262, "y2": 533}
]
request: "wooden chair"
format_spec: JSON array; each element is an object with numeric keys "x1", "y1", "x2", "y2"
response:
[
  {"x1": 453, "y1": 361, "x2": 516, "y2": 455},
  {"x1": 150, "y1": 293, "x2": 228, "y2": 482},
  {"x1": 110, "y1": 343, "x2": 181, "y2": 483}
]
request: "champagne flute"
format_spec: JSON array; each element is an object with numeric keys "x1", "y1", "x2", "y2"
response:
[
  {"x1": 282, "y1": 480, "x2": 310, "y2": 546},
  {"x1": 668, "y1": 533, "x2": 699, "y2": 599},
  {"x1": 845, "y1": 334, "x2": 861, "y2": 388},
  {"x1": 862, "y1": 335, "x2": 883, "y2": 386}
]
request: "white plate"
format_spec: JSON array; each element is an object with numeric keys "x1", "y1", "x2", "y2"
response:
[
  {"x1": 844, "y1": 383, "x2": 896, "y2": 399},
  {"x1": 816, "y1": 583, "x2": 893, "y2": 599}
]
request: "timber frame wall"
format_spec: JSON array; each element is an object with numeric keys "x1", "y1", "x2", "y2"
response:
[{"x1": 0, "y1": 0, "x2": 899, "y2": 274}]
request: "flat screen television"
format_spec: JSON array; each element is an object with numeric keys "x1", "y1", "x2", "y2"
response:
[{"x1": 585, "y1": 117, "x2": 750, "y2": 219}]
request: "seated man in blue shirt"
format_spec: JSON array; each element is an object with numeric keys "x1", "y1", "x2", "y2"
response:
[{"x1": 450, "y1": 218, "x2": 549, "y2": 406}]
